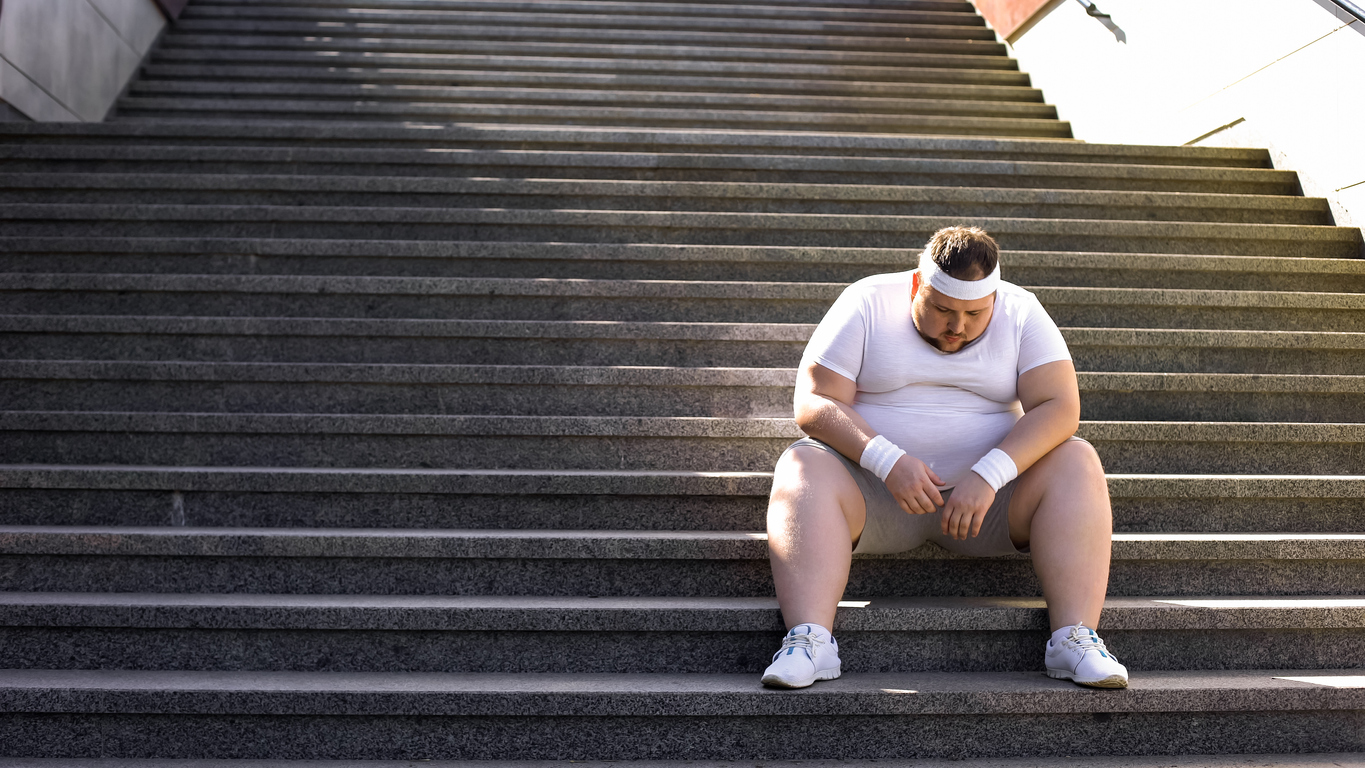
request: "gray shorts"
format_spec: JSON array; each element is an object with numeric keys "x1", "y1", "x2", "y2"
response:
[{"x1": 779, "y1": 436, "x2": 1035, "y2": 558}]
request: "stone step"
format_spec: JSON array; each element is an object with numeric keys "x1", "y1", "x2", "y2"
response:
[
  {"x1": 2, "y1": 592, "x2": 1362, "y2": 673},
  {"x1": 5, "y1": 362, "x2": 1364, "y2": 422},
  {"x1": 4, "y1": 240, "x2": 1361, "y2": 292},
  {"x1": 125, "y1": 81, "x2": 1057, "y2": 120},
  {"x1": 178, "y1": 6, "x2": 993, "y2": 38},
  {"x1": 2, "y1": 525, "x2": 1364, "y2": 598},
  {"x1": 0, "y1": 123, "x2": 1269, "y2": 168},
  {"x1": 137, "y1": 64, "x2": 1047, "y2": 103},
  {"x1": 1, "y1": 413, "x2": 1362, "y2": 473},
  {"x1": 1, "y1": 147, "x2": 1295, "y2": 193},
  {"x1": 163, "y1": 21, "x2": 1007, "y2": 53},
  {"x1": 6, "y1": 274, "x2": 1365, "y2": 326},
  {"x1": 185, "y1": 0, "x2": 981, "y2": 26},
  {"x1": 4, "y1": 315, "x2": 1363, "y2": 374},
  {"x1": 150, "y1": 49, "x2": 1037, "y2": 87},
  {"x1": 196, "y1": 0, "x2": 980, "y2": 13},
  {"x1": 0, "y1": 176, "x2": 1326, "y2": 225},
  {"x1": 151, "y1": 34, "x2": 1021, "y2": 71},
  {"x1": 116, "y1": 99, "x2": 1069, "y2": 137},
  {"x1": 0, "y1": 758, "x2": 1359, "y2": 768},
  {"x1": 4, "y1": 209, "x2": 1358, "y2": 256},
  {"x1": 1, "y1": 668, "x2": 1360, "y2": 759},
  {"x1": 1, "y1": 466, "x2": 1361, "y2": 534}
]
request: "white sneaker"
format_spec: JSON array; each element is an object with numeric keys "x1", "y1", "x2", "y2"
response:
[
  {"x1": 1045, "y1": 623, "x2": 1129, "y2": 689},
  {"x1": 760, "y1": 623, "x2": 841, "y2": 688}
]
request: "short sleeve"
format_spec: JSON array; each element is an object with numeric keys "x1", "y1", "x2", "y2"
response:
[
  {"x1": 1017, "y1": 294, "x2": 1072, "y2": 375},
  {"x1": 800, "y1": 282, "x2": 869, "y2": 383}
]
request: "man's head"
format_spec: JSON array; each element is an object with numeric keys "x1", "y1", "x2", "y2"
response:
[{"x1": 910, "y1": 226, "x2": 1001, "y2": 353}]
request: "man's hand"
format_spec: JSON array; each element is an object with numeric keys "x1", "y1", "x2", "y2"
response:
[
  {"x1": 941, "y1": 472, "x2": 996, "y2": 540},
  {"x1": 884, "y1": 455, "x2": 946, "y2": 515}
]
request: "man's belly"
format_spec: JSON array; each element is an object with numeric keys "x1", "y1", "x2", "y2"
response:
[{"x1": 853, "y1": 404, "x2": 1021, "y2": 487}]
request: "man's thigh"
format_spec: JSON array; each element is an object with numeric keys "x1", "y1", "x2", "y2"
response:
[
  {"x1": 1006, "y1": 436, "x2": 1107, "y2": 547},
  {"x1": 772, "y1": 438, "x2": 868, "y2": 545}
]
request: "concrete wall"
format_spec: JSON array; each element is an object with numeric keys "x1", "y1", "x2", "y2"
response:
[
  {"x1": 0, "y1": 0, "x2": 167, "y2": 122},
  {"x1": 996, "y1": 0, "x2": 1365, "y2": 227}
]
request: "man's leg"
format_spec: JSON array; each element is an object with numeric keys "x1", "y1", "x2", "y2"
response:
[
  {"x1": 1006, "y1": 439, "x2": 1112, "y2": 631},
  {"x1": 767, "y1": 445, "x2": 867, "y2": 631}
]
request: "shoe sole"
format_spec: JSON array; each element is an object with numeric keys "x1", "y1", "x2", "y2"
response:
[
  {"x1": 1046, "y1": 669, "x2": 1129, "y2": 689},
  {"x1": 760, "y1": 666, "x2": 841, "y2": 689}
]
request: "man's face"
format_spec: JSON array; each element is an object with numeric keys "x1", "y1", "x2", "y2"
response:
[{"x1": 910, "y1": 271, "x2": 996, "y2": 353}]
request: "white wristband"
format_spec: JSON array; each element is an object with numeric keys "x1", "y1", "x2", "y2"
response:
[
  {"x1": 859, "y1": 435, "x2": 906, "y2": 482},
  {"x1": 971, "y1": 448, "x2": 1018, "y2": 492}
]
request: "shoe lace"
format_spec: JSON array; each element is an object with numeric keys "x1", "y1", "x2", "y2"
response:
[
  {"x1": 1062, "y1": 624, "x2": 1119, "y2": 662},
  {"x1": 773, "y1": 630, "x2": 826, "y2": 662}
]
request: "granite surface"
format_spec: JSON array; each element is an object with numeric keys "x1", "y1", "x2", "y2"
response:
[
  {"x1": 2, "y1": 210, "x2": 1354, "y2": 257},
  {"x1": 6, "y1": 553, "x2": 1359, "y2": 598},
  {"x1": 8, "y1": 710, "x2": 1365, "y2": 759},
  {"x1": 0, "y1": 757, "x2": 1361, "y2": 768},
  {"x1": 0, "y1": 465, "x2": 1359, "y2": 498},
  {"x1": 0, "y1": 465, "x2": 778, "y2": 495},
  {"x1": 5, "y1": 240, "x2": 1362, "y2": 292},
  {"x1": 0, "y1": 488, "x2": 771, "y2": 530},
  {"x1": 5, "y1": 625, "x2": 1365, "y2": 674},
  {"x1": 2, "y1": 593, "x2": 1363, "y2": 632},
  {"x1": 4, "y1": 527, "x2": 1361, "y2": 562},
  {"x1": 1, "y1": 668, "x2": 1362, "y2": 716},
  {"x1": 9, "y1": 175, "x2": 1324, "y2": 225},
  {"x1": 2, "y1": 710, "x2": 1360, "y2": 759},
  {"x1": 0, "y1": 117, "x2": 1273, "y2": 164}
]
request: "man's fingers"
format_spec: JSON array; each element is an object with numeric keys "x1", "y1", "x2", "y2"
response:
[{"x1": 927, "y1": 485, "x2": 945, "y2": 507}]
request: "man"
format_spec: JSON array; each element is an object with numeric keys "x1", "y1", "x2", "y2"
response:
[{"x1": 761, "y1": 225, "x2": 1127, "y2": 689}]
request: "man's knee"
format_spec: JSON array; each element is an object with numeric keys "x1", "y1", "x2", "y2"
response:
[
  {"x1": 1033, "y1": 438, "x2": 1105, "y2": 484},
  {"x1": 770, "y1": 445, "x2": 865, "y2": 527}
]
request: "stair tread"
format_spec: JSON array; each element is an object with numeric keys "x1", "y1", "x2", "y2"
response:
[
  {"x1": 9, "y1": 274, "x2": 1365, "y2": 308},
  {"x1": 2, "y1": 464, "x2": 1364, "y2": 498},
  {"x1": 0, "y1": 122, "x2": 1270, "y2": 164},
  {"x1": 4, "y1": 146, "x2": 1297, "y2": 181},
  {"x1": 2, "y1": 668, "x2": 1362, "y2": 715},
  {"x1": 2, "y1": 591, "x2": 1364, "y2": 631},
  {"x1": 3, "y1": 525, "x2": 1363, "y2": 560}
]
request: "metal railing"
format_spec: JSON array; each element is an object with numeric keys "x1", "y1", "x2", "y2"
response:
[{"x1": 1330, "y1": 0, "x2": 1365, "y2": 24}]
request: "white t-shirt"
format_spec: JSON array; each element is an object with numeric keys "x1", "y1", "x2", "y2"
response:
[{"x1": 801, "y1": 270, "x2": 1072, "y2": 486}]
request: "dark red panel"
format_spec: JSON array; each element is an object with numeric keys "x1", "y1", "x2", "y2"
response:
[{"x1": 972, "y1": 0, "x2": 1054, "y2": 39}]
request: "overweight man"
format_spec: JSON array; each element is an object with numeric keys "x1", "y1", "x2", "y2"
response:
[{"x1": 761, "y1": 225, "x2": 1127, "y2": 689}]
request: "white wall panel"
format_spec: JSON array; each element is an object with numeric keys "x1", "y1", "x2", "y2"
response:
[
  {"x1": 0, "y1": 0, "x2": 165, "y2": 122},
  {"x1": 1003, "y1": 0, "x2": 1365, "y2": 225}
]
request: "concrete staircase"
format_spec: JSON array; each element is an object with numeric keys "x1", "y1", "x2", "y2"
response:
[{"x1": 1, "y1": 0, "x2": 1364, "y2": 762}]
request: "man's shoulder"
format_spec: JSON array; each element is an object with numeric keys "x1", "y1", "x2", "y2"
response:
[
  {"x1": 851, "y1": 270, "x2": 914, "y2": 288},
  {"x1": 996, "y1": 280, "x2": 1043, "y2": 310},
  {"x1": 842, "y1": 270, "x2": 914, "y2": 299}
]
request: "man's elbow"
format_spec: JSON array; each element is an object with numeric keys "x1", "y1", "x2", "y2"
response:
[
  {"x1": 793, "y1": 393, "x2": 824, "y2": 433},
  {"x1": 1061, "y1": 395, "x2": 1082, "y2": 436}
]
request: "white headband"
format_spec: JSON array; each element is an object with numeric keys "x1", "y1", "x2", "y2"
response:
[{"x1": 918, "y1": 250, "x2": 1000, "y2": 300}]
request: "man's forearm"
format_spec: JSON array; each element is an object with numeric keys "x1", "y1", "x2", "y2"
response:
[
  {"x1": 796, "y1": 394, "x2": 880, "y2": 463},
  {"x1": 996, "y1": 398, "x2": 1079, "y2": 475}
]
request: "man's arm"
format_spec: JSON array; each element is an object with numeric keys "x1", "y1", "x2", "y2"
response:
[
  {"x1": 997, "y1": 358, "x2": 1082, "y2": 474},
  {"x1": 940, "y1": 358, "x2": 1080, "y2": 539},
  {"x1": 795, "y1": 361, "x2": 945, "y2": 514}
]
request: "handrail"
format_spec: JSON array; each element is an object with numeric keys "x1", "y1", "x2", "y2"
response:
[{"x1": 1329, "y1": 0, "x2": 1365, "y2": 24}]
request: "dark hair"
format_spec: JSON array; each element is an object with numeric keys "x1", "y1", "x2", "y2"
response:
[{"x1": 923, "y1": 226, "x2": 999, "y2": 280}]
